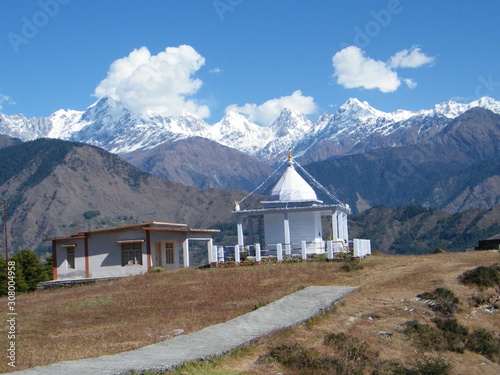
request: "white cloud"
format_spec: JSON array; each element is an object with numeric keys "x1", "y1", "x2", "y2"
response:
[
  {"x1": 209, "y1": 67, "x2": 223, "y2": 74},
  {"x1": 389, "y1": 47, "x2": 435, "y2": 68},
  {"x1": 0, "y1": 93, "x2": 15, "y2": 110},
  {"x1": 225, "y1": 90, "x2": 318, "y2": 126},
  {"x1": 332, "y1": 46, "x2": 401, "y2": 93},
  {"x1": 94, "y1": 45, "x2": 210, "y2": 118},
  {"x1": 332, "y1": 46, "x2": 435, "y2": 93}
]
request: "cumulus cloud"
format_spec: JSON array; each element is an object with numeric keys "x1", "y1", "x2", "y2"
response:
[
  {"x1": 389, "y1": 47, "x2": 435, "y2": 68},
  {"x1": 225, "y1": 90, "x2": 318, "y2": 126},
  {"x1": 332, "y1": 46, "x2": 401, "y2": 92},
  {"x1": 332, "y1": 46, "x2": 435, "y2": 93},
  {"x1": 94, "y1": 45, "x2": 210, "y2": 118}
]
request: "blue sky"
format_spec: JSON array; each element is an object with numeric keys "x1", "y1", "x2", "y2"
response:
[{"x1": 0, "y1": 0, "x2": 499, "y2": 125}]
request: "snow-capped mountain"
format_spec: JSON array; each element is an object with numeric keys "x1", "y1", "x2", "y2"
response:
[{"x1": 0, "y1": 96, "x2": 499, "y2": 162}]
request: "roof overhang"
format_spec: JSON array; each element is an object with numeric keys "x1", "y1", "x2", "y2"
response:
[{"x1": 233, "y1": 203, "x2": 351, "y2": 217}]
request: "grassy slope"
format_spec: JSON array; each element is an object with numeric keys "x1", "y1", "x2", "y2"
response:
[{"x1": 1, "y1": 251, "x2": 499, "y2": 374}]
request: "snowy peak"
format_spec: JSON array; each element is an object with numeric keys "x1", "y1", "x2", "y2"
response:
[
  {"x1": 337, "y1": 98, "x2": 386, "y2": 120},
  {"x1": 0, "y1": 95, "x2": 499, "y2": 160},
  {"x1": 431, "y1": 96, "x2": 500, "y2": 118},
  {"x1": 271, "y1": 107, "x2": 313, "y2": 136}
]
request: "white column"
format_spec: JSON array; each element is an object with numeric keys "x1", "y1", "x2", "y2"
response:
[
  {"x1": 207, "y1": 239, "x2": 213, "y2": 263},
  {"x1": 234, "y1": 244, "x2": 240, "y2": 263},
  {"x1": 237, "y1": 215, "x2": 244, "y2": 247},
  {"x1": 183, "y1": 239, "x2": 189, "y2": 268},
  {"x1": 301, "y1": 241, "x2": 307, "y2": 260},
  {"x1": 327, "y1": 240, "x2": 333, "y2": 260},
  {"x1": 211, "y1": 245, "x2": 217, "y2": 264},
  {"x1": 353, "y1": 239, "x2": 360, "y2": 257},
  {"x1": 218, "y1": 246, "x2": 225, "y2": 263},
  {"x1": 343, "y1": 211, "x2": 349, "y2": 244},
  {"x1": 283, "y1": 212, "x2": 291, "y2": 254},
  {"x1": 277, "y1": 243, "x2": 283, "y2": 261},
  {"x1": 332, "y1": 211, "x2": 339, "y2": 242},
  {"x1": 255, "y1": 243, "x2": 261, "y2": 262}
]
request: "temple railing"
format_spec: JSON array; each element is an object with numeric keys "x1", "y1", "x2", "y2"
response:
[{"x1": 211, "y1": 239, "x2": 370, "y2": 264}]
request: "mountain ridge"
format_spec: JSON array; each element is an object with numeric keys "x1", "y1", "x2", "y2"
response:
[
  {"x1": 1, "y1": 96, "x2": 498, "y2": 163},
  {"x1": 0, "y1": 139, "x2": 258, "y2": 253}
]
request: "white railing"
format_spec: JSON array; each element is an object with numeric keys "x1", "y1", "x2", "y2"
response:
[
  {"x1": 211, "y1": 239, "x2": 360, "y2": 264},
  {"x1": 353, "y1": 239, "x2": 371, "y2": 258}
]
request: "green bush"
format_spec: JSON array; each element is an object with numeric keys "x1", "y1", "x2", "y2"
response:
[
  {"x1": 458, "y1": 266, "x2": 500, "y2": 288},
  {"x1": 417, "y1": 288, "x2": 459, "y2": 316},
  {"x1": 148, "y1": 266, "x2": 165, "y2": 273},
  {"x1": 432, "y1": 318, "x2": 468, "y2": 353},
  {"x1": 392, "y1": 356, "x2": 452, "y2": 375},
  {"x1": 403, "y1": 320, "x2": 430, "y2": 336},
  {"x1": 465, "y1": 329, "x2": 500, "y2": 362}
]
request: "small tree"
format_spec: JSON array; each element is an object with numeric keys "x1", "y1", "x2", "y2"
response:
[
  {"x1": 11, "y1": 250, "x2": 50, "y2": 291},
  {"x1": 0, "y1": 257, "x2": 29, "y2": 296}
]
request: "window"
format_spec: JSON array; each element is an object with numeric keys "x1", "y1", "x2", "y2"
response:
[
  {"x1": 165, "y1": 242, "x2": 175, "y2": 264},
  {"x1": 121, "y1": 242, "x2": 143, "y2": 266},
  {"x1": 67, "y1": 248, "x2": 75, "y2": 269}
]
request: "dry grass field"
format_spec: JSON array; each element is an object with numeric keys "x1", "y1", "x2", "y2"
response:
[{"x1": 1, "y1": 251, "x2": 499, "y2": 374}]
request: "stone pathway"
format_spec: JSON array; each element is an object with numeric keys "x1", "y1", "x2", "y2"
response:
[{"x1": 12, "y1": 286, "x2": 357, "y2": 375}]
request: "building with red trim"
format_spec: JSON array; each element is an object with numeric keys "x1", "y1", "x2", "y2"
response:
[{"x1": 45, "y1": 222, "x2": 219, "y2": 280}]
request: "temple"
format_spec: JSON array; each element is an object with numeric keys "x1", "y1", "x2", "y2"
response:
[{"x1": 233, "y1": 154, "x2": 351, "y2": 254}]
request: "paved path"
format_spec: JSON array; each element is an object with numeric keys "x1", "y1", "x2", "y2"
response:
[{"x1": 13, "y1": 286, "x2": 357, "y2": 375}]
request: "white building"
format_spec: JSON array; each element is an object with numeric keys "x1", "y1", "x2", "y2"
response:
[
  {"x1": 46, "y1": 222, "x2": 218, "y2": 281},
  {"x1": 233, "y1": 155, "x2": 350, "y2": 254}
]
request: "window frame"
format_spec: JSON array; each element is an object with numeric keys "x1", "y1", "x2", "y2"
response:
[{"x1": 120, "y1": 241, "x2": 143, "y2": 266}]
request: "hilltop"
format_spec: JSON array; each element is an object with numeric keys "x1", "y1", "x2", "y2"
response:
[
  {"x1": 3, "y1": 251, "x2": 499, "y2": 374},
  {"x1": 0, "y1": 138, "x2": 258, "y2": 253}
]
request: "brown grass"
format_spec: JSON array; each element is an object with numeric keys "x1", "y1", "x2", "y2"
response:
[{"x1": 1, "y1": 251, "x2": 499, "y2": 373}]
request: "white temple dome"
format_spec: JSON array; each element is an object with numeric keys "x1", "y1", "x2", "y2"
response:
[{"x1": 269, "y1": 160, "x2": 320, "y2": 203}]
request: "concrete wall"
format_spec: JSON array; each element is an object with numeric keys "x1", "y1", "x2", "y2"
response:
[
  {"x1": 55, "y1": 238, "x2": 86, "y2": 280},
  {"x1": 263, "y1": 211, "x2": 323, "y2": 252},
  {"x1": 54, "y1": 229, "x2": 214, "y2": 280}
]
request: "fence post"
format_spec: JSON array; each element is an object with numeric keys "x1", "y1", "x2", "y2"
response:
[
  {"x1": 277, "y1": 243, "x2": 283, "y2": 261},
  {"x1": 255, "y1": 243, "x2": 261, "y2": 262},
  {"x1": 211, "y1": 245, "x2": 218, "y2": 264},
  {"x1": 235, "y1": 244, "x2": 240, "y2": 263},
  {"x1": 353, "y1": 239, "x2": 360, "y2": 258},
  {"x1": 327, "y1": 240, "x2": 333, "y2": 260},
  {"x1": 301, "y1": 241, "x2": 307, "y2": 260},
  {"x1": 218, "y1": 246, "x2": 225, "y2": 263}
]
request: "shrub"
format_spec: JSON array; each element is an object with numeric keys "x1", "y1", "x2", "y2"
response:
[
  {"x1": 403, "y1": 320, "x2": 430, "y2": 336},
  {"x1": 148, "y1": 266, "x2": 165, "y2": 273},
  {"x1": 417, "y1": 288, "x2": 459, "y2": 316},
  {"x1": 458, "y1": 266, "x2": 500, "y2": 289},
  {"x1": 432, "y1": 318, "x2": 468, "y2": 353},
  {"x1": 338, "y1": 260, "x2": 363, "y2": 272},
  {"x1": 466, "y1": 328, "x2": 500, "y2": 362}
]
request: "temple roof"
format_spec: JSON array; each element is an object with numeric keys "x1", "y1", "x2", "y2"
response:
[{"x1": 267, "y1": 159, "x2": 320, "y2": 203}]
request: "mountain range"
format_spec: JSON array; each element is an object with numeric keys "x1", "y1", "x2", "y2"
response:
[
  {"x1": 1, "y1": 95, "x2": 499, "y2": 193},
  {"x1": 0, "y1": 139, "x2": 263, "y2": 253},
  {"x1": 1, "y1": 96, "x2": 500, "y2": 254},
  {"x1": 1, "y1": 96, "x2": 499, "y2": 162}
]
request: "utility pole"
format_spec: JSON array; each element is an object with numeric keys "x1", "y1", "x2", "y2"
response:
[{"x1": 3, "y1": 199, "x2": 8, "y2": 264}]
